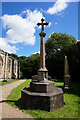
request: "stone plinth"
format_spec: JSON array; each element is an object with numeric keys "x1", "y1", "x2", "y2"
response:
[
  {"x1": 64, "y1": 75, "x2": 71, "y2": 89},
  {"x1": 21, "y1": 85, "x2": 64, "y2": 111},
  {"x1": 30, "y1": 81, "x2": 55, "y2": 93},
  {"x1": 38, "y1": 68, "x2": 48, "y2": 81}
]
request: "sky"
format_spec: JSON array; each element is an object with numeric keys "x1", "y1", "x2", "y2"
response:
[{"x1": 0, "y1": 0, "x2": 79, "y2": 57}]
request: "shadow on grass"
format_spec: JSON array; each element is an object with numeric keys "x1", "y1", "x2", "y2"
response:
[
  {"x1": 64, "y1": 88, "x2": 80, "y2": 97},
  {"x1": 56, "y1": 84, "x2": 80, "y2": 97},
  {"x1": 1, "y1": 81, "x2": 79, "y2": 116},
  {"x1": 51, "y1": 79, "x2": 80, "y2": 97},
  {"x1": 2, "y1": 98, "x2": 29, "y2": 111},
  {"x1": 2, "y1": 96, "x2": 80, "y2": 113}
]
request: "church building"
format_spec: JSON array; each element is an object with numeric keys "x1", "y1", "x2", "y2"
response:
[{"x1": 0, "y1": 49, "x2": 20, "y2": 80}]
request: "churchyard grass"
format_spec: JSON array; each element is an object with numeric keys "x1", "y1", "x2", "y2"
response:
[
  {"x1": 6, "y1": 79, "x2": 80, "y2": 118},
  {"x1": 0, "y1": 79, "x2": 21, "y2": 86}
]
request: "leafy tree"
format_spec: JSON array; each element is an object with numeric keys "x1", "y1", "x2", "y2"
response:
[
  {"x1": 20, "y1": 53, "x2": 40, "y2": 78},
  {"x1": 67, "y1": 41, "x2": 80, "y2": 81},
  {"x1": 45, "y1": 32, "x2": 77, "y2": 80},
  {"x1": 19, "y1": 56, "x2": 27, "y2": 60},
  {"x1": 9, "y1": 53, "x2": 19, "y2": 59}
]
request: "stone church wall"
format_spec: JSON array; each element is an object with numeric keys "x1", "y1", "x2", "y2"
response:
[
  {"x1": 0, "y1": 49, "x2": 20, "y2": 80},
  {"x1": 0, "y1": 50, "x2": 5, "y2": 79}
]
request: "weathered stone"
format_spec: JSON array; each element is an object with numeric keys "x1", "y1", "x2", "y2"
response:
[
  {"x1": 21, "y1": 18, "x2": 64, "y2": 111},
  {"x1": 38, "y1": 68, "x2": 48, "y2": 81},
  {"x1": 64, "y1": 75, "x2": 71, "y2": 89},
  {"x1": 64, "y1": 56, "x2": 71, "y2": 89},
  {"x1": 21, "y1": 87, "x2": 64, "y2": 111},
  {"x1": 30, "y1": 81, "x2": 55, "y2": 93},
  {"x1": 0, "y1": 49, "x2": 20, "y2": 80},
  {"x1": 37, "y1": 18, "x2": 49, "y2": 82}
]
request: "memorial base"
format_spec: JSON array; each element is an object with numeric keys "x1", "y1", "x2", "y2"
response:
[{"x1": 21, "y1": 81, "x2": 64, "y2": 111}]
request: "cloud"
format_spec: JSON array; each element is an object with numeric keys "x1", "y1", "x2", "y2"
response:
[
  {"x1": 33, "y1": 51, "x2": 40, "y2": 54},
  {"x1": 77, "y1": 40, "x2": 80, "y2": 42},
  {"x1": 54, "y1": 22, "x2": 58, "y2": 25},
  {"x1": 2, "y1": 10, "x2": 44, "y2": 45},
  {"x1": 1, "y1": 9, "x2": 44, "y2": 53},
  {"x1": 48, "y1": 22, "x2": 52, "y2": 27},
  {"x1": 0, "y1": 38, "x2": 17, "y2": 53},
  {"x1": 47, "y1": 0, "x2": 68, "y2": 15}
]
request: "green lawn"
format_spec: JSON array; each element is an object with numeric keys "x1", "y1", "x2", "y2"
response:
[
  {"x1": 0, "y1": 79, "x2": 21, "y2": 86},
  {"x1": 6, "y1": 79, "x2": 80, "y2": 119}
]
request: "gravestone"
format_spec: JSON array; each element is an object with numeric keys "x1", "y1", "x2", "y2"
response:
[
  {"x1": 21, "y1": 18, "x2": 64, "y2": 111},
  {"x1": 64, "y1": 56, "x2": 71, "y2": 89}
]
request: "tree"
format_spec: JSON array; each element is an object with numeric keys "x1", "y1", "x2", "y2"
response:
[
  {"x1": 45, "y1": 32, "x2": 77, "y2": 80},
  {"x1": 19, "y1": 56, "x2": 27, "y2": 60},
  {"x1": 9, "y1": 53, "x2": 19, "y2": 59},
  {"x1": 67, "y1": 41, "x2": 80, "y2": 82},
  {"x1": 20, "y1": 53, "x2": 40, "y2": 78}
]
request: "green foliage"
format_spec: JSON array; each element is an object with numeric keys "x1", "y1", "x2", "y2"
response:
[
  {"x1": 45, "y1": 32, "x2": 78, "y2": 80},
  {"x1": 7, "y1": 79, "x2": 31, "y2": 101},
  {"x1": 66, "y1": 42, "x2": 80, "y2": 81},
  {"x1": 46, "y1": 32, "x2": 76, "y2": 58},
  {"x1": 19, "y1": 56, "x2": 27, "y2": 60},
  {"x1": 8, "y1": 33, "x2": 80, "y2": 82},
  {"x1": 9, "y1": 53, "x2": 19, "y2": 59},
  {"x1": 6, "y1": 79, "x2": 80, "y2": 118},
  {"x1": 20, "y1": 53, "x2": 40, "y2": 78}
]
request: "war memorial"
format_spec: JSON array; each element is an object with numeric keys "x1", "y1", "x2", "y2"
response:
[{"x1": 21, "y1": 18, "x2": 64, "y2": 111}]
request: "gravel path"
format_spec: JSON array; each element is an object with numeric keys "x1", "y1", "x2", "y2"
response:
[{"x1": 0, "y1": 80, "x2": 33, "y2": 119}]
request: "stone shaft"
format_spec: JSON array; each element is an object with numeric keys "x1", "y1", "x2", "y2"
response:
[
  {"x1": 37, "y1": 18, "x2": 48, "y2": 81},
  {"x1": 40, "y1": 35, "x2": 45, "y2": 68}
]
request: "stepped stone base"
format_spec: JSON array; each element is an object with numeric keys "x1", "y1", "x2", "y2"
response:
[
  {"x1": 21, "y1": 81, "x2": 64, "y2": 111},
  {"x1": 30, "y1": 81, "x2": 55, "y2": 93}
]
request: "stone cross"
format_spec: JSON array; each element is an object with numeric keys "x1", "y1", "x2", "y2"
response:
[
  {"x1": 37, "y1": 18, "x2": 49, "y2": 81},
  {"x1": 37, "y1": 18, "x2": 49, "y2": 69},
  {"x1": 37, "y1": 18, "x2": 49, "y2": 31}
]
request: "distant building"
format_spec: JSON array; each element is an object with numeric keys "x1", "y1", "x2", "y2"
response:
[{"x1": 0, "y1": 49, "x2": 20, "y2": 80}]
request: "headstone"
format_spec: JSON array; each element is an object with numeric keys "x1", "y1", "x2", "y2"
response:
[
  {"x1": 64, "y1": 56, "x2": 71, "y2": 89},
  {"x1": 21, "y1": 18, "x2": 64, "y2": 111}
]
